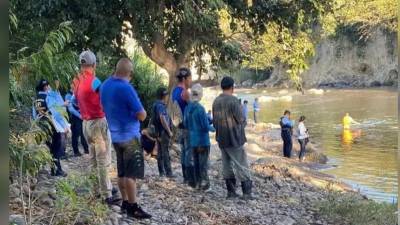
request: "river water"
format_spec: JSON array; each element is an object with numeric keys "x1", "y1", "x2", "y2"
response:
[{"x1": 234, "y1": 88, "x2": 397, "y2": 202}]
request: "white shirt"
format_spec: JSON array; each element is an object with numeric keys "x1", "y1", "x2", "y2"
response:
[{"x1": 297, "y1": 122, "x2": 308, "y2": 140}]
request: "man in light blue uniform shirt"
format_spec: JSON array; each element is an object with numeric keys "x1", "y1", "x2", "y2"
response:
[{"x1": 253, "y1": 97, "x2": 260, "y2": 123}]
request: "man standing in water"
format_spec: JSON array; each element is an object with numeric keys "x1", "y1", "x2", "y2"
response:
[
  {"x1": 253, "y1": 97, "x2": 260, "y2": 123},
  {"x1": 343, "y1": 113, "x2": 360, "y2": 129},
  {"x1": 212, "y1": 76, "x2": 254, "y2": 200},
  {"x1": 280, "y1": 110, "x2": 295, "y2": 158},
  {"x1": 100, "y1": 58, "x2": 152, "y2": 219}
]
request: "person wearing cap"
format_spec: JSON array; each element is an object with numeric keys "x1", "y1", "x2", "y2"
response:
[
  {"x1": 212, "y1": 76, "x2": 254, "y2": 200},
  {"x1": 65, "y1": 82, "x2": 89, "y2": 156},
  {"x1": 74, "y1": 50, "x2": 116, "y2": 206},
  {"x1": 33, "y1": 79, "x2": 69, "y2": 177},
  {"x1": 152, "y1": 87, "x2": 174, "y2": 178},
  {"x1": 183, "y1": 83, "x2": 215, "y2": 191},
  {"x1": 100, "y1": 58, "x2": 152, "y2": 219},
  {"x1": 171, "y1": 68, "x2": 192, "y2": 184}
]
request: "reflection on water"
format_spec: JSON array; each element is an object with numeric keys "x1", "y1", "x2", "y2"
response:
[{"x1": 236, "y1": 88, "x2": 397, "y2": 202}]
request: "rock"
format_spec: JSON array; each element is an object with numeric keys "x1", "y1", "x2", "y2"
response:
[
  {"x1": 140, "y1": 184, "x2": 149, "y2": 191},
  {"x1": 9, "y1": 214, "x2": 25, "y2": 225},
  {"x1": 111, "y1": 205, "x2": 121, "y2": 212},
  {"x1": 307, "y1": 88, "x2": 324, "y2": 95},
  {"x1": 40, "y1": 197, "x2": 54, "y2": 208},
  {"x1": 10, "y1": 185, "x2": 20, "y2": 198},
  {"x1": 242, "y1": 79, "x2": 253, "y2": 87}
]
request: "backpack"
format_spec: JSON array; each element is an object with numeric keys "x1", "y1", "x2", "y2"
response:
[{"x1": 167, "y1": 89, "x2": 183, "y2": 128}]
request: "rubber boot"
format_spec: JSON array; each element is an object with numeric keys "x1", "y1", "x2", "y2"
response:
[
  {"x1": 182, "y1": 166, "x2": 188, "y2": 183},
  {"x1": 225, "y1": 178, "x2": 239, "y2": 199},
  {"x1": 187, "y1": 166, "x2": 197, "y2": 188},
  {"x1": 241, "y1": 180, "x2": 255, "y2": 200}
]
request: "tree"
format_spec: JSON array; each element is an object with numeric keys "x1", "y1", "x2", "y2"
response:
[
  {"x1": 124, "y1": 0, "x2": 332, "y2": 88},
  {"x1": 11, "y1": 0, "x2": 332, "y2": 89}
]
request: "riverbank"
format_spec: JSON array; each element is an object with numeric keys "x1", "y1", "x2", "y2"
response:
[{"x1": 11, "y1": 120, "x2": 396, "y2": 225}]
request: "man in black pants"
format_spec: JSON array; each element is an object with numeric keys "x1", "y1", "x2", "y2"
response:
[
  {"x1": 65, "y1": 84, "x2": 88, "y2": 156},
  {"x1": 153, "y1": 87, "x2": 174, "y2": 178},
  {"x1": 280, "y1": 110, "x2": 294, "y2": 158}
]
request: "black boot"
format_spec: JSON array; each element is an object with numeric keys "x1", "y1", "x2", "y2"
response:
[
  {"x1": 127, "y1": 203, "x2": 152, "y2": 219},
  {"x1": 182, "y1": 166, "x2": 188, "y2": 183},
  {"x1": 121, "y1": 200, "x2": 129, "y2": 213},
  {"x1": 241, "y1": 180, "x2": 255, "y2": 200},
  {"x1": 225, "y1": 178, "x2": 239, "y2": 199},
  {"x1": 187, "y1": 166, "x2": 197, "y2": 188}
]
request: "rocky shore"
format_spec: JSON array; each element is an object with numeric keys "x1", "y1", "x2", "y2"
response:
[{"x1": 9, "y1": 120, "x2": 363, "y2": 225}]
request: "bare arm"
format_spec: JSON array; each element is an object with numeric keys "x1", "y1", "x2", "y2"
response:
[
  {"x1": 136, "y1": 110, "x2": 147, "y2": 122},
  {"x1": 160, "y1": 115, "x2": 173, "y2": 136}
]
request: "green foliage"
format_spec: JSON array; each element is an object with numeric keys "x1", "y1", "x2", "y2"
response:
[
  {"x1": 52, "y1": 173, "x2": 109, "y2": 225},
  {"x1": 9, "y1": 120, "x2": 53, "y2": 177},
  {"x1": 10, "y1": 20, "x2": 77, "y2": 106},
  {"x1": 317, "y1": 192, "x2": 397, "y2": 225},
  {"x1": 10, "y1": 0, "x2": 126, "y2": 58},
  {"x1": 130, "y1": 52, "x2": 166, "y2": 126}
]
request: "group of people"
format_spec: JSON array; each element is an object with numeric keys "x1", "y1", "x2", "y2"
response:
[
  {"x1": 34, "y1": 52, "x2": 151, "y2": 219},
  {"x1": 168, "y1": 70, "x2": 254, "y2": 199},
  {"x1": 33, "y1": 50, "x2": 258, "y2": 221},
  {"x1": 238, "y1": 97, "x2": 259, "y2": 124}
]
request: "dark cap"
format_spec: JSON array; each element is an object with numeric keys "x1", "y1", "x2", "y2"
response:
[
  {"x1": 176, "y1": 68, "x2": 191, "y2": 78},
  {"x1": 36, "y1": 79, "x2": 49, "y2": 92},
  {"x1": 220, "y1": 76, "x2": 234, "y2": 90},
  {"x1": 156, "y1": 87, "x2": 169, "y2": 99}
]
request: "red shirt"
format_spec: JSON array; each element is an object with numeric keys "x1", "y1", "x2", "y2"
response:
[{"x1": 74, "y1": 69, "x2": 105, "y2": 120}]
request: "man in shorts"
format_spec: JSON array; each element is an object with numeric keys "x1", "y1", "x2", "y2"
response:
[{"x1": 100, "y1": 58, "x2": 151, "y2": 219}]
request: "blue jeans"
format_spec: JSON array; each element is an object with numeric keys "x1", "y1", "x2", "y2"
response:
[
  {"x1": 281, "y1": 131, "x2": 292, "y2": 158},
  {"x1": 298, "y1": 139, "x2": 307, "y2": 159},
  {"x1": 180, "y1": 131, "x2": 193, "y2": 167},
  {"x1": 193, "y1": 146, "x2": 210, "y2": 185}
]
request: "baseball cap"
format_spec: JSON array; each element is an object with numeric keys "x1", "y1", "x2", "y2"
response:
[
  {"x1": 79, "y1": 50, "x2": 97, "y2": 65},
  {"x1": 156, "y1": 87, "x2": 169, "y2": 99},
  {"x1": 190, "y1": 83, "x2": 203, "y2": 102},
  {"x1": 36, "y1": 79, "x2": 49, "y2": 92},
  {"x1": 176, "y1": 68, "x2": 191, "y2": 78}
]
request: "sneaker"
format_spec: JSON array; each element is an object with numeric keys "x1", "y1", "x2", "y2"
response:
[
  {"x1": 54, "y1": 170, "x2": 67, "y2": 177},
  {"x1": 121, "y1": 200, "x2": 129, "y2": 213},
  {"x1": 104, "y1": 197, "x2": 121, "y2": 206},
  {"x1": 127, "y1": 203, "x2": 152, "y2": 219},
  {"x1": 202, "y1": 183, "x2": 211, "y2": 192},
  {"x1": 74, "y1": 152, "x2": 82, "y2": 157},
  {"x1": 166, "y1": 174, "x2": 176, "y2": 179}
]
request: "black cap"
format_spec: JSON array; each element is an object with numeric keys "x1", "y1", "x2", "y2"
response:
[
  {"x1": 36, "y1": 79, "x2": 49, "y2": 92},
  {"x1": 176, "y1": 68, "x2": 191, "y2": 78},
  {"x1": 220, "y1": 76, "x2": 234, "y2": 90},
  {"x1": 156, "y1": 87, "x2": 169, "y2": 99}
]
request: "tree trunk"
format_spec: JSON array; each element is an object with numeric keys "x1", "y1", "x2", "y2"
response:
[{"x1": 141, "y1": 33, "x2": 191, "y2": 91}]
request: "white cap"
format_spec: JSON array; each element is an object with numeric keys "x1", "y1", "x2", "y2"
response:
[
  {"x1": 190, "y1": 83, "x2": 203, "y2": 102},
  {"x1": 79, "y1": 50, "x2": 96, "y2": 65}
]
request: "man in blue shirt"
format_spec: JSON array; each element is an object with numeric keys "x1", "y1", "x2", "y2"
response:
[
  {"x1": 253, "y1": 97, "x2": 260, "y2": 123},
  {"x1": 153, "y1": 87, "x2": 174, "y2": 178},
  {"x1": 280, "y1": 110, "x2": 295, "y2": 158},
  {"x1": 100, "y1": 58, "x2": 151, "y2": 219},
  {"x1": 65, "y1": 84, "x2": 88, "y2": 156},
  {"x1": 171, "y1": 68, "x2": 193, "y2": 185}
]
